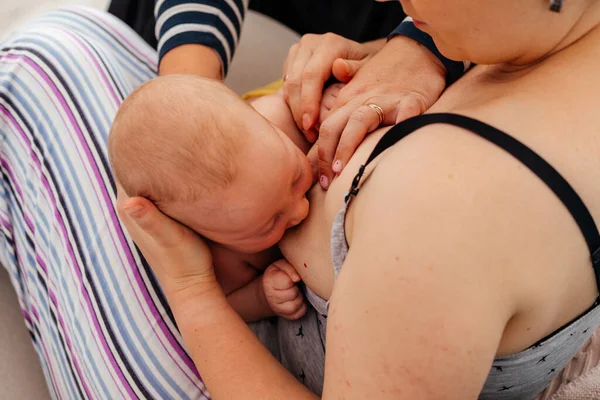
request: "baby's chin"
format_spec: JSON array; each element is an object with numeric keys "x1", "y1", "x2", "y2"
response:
[{"x1": 224, "y1": 232, "x2": 284, "y2": 254}]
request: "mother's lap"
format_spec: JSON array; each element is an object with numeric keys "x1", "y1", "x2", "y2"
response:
[{"x1": 0, "y1": 7, "x2": 214, "y2": 398}]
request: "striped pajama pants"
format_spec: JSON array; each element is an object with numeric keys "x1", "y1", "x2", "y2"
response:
[{"x1": 0, "y1": 7, "x2": 210, "y2": 399}]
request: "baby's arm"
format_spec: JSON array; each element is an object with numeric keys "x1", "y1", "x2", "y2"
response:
[
  {"x1": 261, "y1": 259, "x2": 306, "y2": 321},
  {"x1": 226, "y1": 277, "x2": 275, "y2": 322},
  {"x1": 211, "y1": 243, "x2": 305, "y2": 322},
  {"x1": 229, "y1": 260, "x2": 307, "y2": 322},
  {"x1": 210, "y1": 243, "x2": 276, "y2": 322}
]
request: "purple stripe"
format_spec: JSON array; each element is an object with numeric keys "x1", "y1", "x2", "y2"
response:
[
  {"x1": 10, "y1": 38, "x2": 203, "y2": 386},
  {"x1": 31, "y1": 304, "x2": 62, "y2": 399},
  {"x1": 3, "y1": 154, "x2": 103, "y2": 399},
  {"x1": 62, "y1": 30, "x2": 120, "y2": 107},
  {"x1": 0, "y1": 216, "x2": 12, "y2": 230},
  {"x1": 40, "y1": 241, "x2": 102, "y2": 400},
  {"x1": 52, "y1": 298, "x2": 94, "y2": 399},
  {"x1": 5, "y1": 49, "x2": 204, "y2": 394},
  {"x1": 20, "y1": 308, "x2": 33, "y2": 326},
  {"x1": 0, "y1": 104, "x2": 135, "y2": 398},
  {"x1": 0, "y1": 157, "x2": 24, "y2": 200},
  {"x1": 75, "y1": 8, "x2": 156, "y2": 66},
  {"x1": 56, "y1": 308, "x2": 94, "y2": 399},
  {"x1": 0, "y1": 165, "x2": 30, "y2": 291}
]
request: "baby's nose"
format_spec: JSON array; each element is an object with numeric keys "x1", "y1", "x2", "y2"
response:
[{"x1": 287, "y1": 197, "x2": 310, "y2": 228}]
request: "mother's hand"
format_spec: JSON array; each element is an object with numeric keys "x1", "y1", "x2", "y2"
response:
[
  {"x1": 317, "y1": 35, "x2": 447, "y2": 189},
  {"x1": 283, "y1": 33, "x2": 386, "y2": 142},
  {"x1": 116, "y1": 184, "x2": 216, "y2": 299}
]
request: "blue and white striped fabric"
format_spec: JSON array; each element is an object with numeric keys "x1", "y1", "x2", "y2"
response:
[
  {"x1": 0, "y1": 7, "x2": 211, "y2": 399},
  {"x1": 154, "y1": 0, "x2": 249, "y2": 75}
]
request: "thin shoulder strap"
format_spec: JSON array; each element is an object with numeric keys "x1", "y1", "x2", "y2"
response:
[{"x1": 347, "y1": 113, "x2": 600, "y2": 286}]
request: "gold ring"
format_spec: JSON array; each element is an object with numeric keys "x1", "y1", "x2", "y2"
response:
[
  {"x1": 283, "y1": 74, "x2": 289, "y2": 82},
  {"x1": 367, "y1": 103, "x2": 384, "y2": 126}
]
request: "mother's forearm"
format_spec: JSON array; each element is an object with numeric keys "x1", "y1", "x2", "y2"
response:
[{"x1": 168, "y1": 281, "x2": 318, "y2": 399}]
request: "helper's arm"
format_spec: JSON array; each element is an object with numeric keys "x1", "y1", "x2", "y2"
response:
[{"x1": 154, "y1": 0, "x2": 249, "y2": 78}]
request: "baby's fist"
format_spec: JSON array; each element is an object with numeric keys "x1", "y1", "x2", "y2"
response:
[{"x1": 262, "y1": 259, "x2": 306, "y2": 320}]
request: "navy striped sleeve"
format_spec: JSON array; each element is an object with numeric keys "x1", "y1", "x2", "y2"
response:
[
  {"x1": 388, "y1": 17, "x2": 471, "y2": 86},
  {"x1": 154, "y1": 0, "x2": 249, "y2": 76}
]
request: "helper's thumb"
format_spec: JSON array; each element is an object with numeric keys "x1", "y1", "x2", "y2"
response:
[{"x1": 332, "y1": 58, "x2": 366, "y2": 83}]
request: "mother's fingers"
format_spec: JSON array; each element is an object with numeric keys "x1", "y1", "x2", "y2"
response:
[
  {"x1": 393, "y1": 94, "x2": 425, "y2": 124},
  {"x1": 317, "y1": 104, "x2": 356, "y2": 188},
  {"x1": 330, "y1": 103, "x2": 387, "y2": 174},
  {"x1": 319, "y1": 95, "x2": 428, "y2": 187},
  {"x1": 118, "y1": 196, "x2": 189, "y2": 248}
]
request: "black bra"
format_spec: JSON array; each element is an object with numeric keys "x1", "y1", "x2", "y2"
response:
[{"x1": 346, "y1": 113, "x2": 600, "y2": 289}]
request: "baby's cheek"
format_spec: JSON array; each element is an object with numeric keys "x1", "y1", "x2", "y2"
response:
[{"x1": 247, "y1": 232, "x2": 283, "y2": 254}]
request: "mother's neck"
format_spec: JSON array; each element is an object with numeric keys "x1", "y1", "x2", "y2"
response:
[{"x1": 501, "y1": 1, "x2": 600, "y2": 74}]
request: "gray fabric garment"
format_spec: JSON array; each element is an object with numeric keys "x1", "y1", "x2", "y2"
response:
[
  {"x1": 268, "y1": 194, "x2": 600, "y2": 399},
  {"x1": 250, "y1": 301, "x2": 327, "y2": 395}
]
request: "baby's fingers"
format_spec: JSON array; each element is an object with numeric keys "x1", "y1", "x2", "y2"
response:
[
  {"x1": 320, "y1": 83, "x2": 345, "y2": 124},
  {"x1": 276, "y1": 294, "x2": 306, "y2": 317},
  {"x1": 282, "y1": 302, "x2": 307, "y2": 321},
  {"x1": 271, "y1": 285, "x2": 301, "y2": 303},
  {"x1": 264, "y1": 266, "x2": 296, "y2": 290},
  {"x1": 271, "y1": 259, "x2": 301, "y2": 283}
]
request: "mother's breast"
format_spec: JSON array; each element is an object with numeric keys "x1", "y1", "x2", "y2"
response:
[
  {"x1": 279, "y1": 188, "x2": 335, "y2": 300},
  {"x1": 279, "y1": 124, "x2": 394, "y2": 300}
]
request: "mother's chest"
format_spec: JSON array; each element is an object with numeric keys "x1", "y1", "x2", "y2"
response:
[{"x1": 279, "y1": 188, "x2": 339, "y2": 300}]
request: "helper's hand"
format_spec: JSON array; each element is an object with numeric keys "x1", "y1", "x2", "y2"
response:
[
  {"x1": 262, "y1": 260, "x2": 306, "y2": 320},
  {"x1": 116, "y1": 184, "x2": 216, "y2": 300},
  {"x1": 283, "y1": 33, "x2": 385, "y2": 143},
  {"x1": 317, "y1": 35, "x2": 447, "y2": 189}
]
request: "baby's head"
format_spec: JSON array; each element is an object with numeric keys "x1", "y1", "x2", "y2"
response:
[{"x1": 109, "y1": 75, "x2": 312, "y2": 253}]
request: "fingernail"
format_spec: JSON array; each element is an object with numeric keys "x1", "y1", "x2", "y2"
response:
[
  {"x1": 302, "y1": 113, "x2": 312, "y2": 131},
  {"x1": 343, "y1": 60, "x2": 351, "y2": 75},
  {"x1": 332, "y1": 160, "x2": 343, "y2": 173},
  {"x1": 124, "y1": 204, "x2": 144, "y2": 218},
  {"x1": 320, "y1": 175, "x2": 329, "y2": 189}
]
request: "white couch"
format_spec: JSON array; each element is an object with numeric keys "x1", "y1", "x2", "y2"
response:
[{"x1": 0, "y1": 9, "x2": 299, "y2": 399}]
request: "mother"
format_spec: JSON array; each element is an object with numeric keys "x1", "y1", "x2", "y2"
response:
[
  {"x1": 1, "y1": 2, "x2": 600, "y2": 400},
  {"x1": 120, "y1": 0, "x2": 600, "y2": 398}
]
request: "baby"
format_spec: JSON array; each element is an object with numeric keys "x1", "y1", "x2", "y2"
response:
[{"x1": 109, "y1": 75, "x2": 328, "y2": 322}]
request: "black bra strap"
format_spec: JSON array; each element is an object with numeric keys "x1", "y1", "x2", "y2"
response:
[{"x1": 347, "y1": 113, "x2": 600, "y2": 287}]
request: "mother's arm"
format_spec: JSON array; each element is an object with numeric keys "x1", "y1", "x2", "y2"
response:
[
  {"x1": 155, "y1": 0, "x2": 249, "y2": 78},
  {"x1": 117, "y1": 188, "x2": 317, "y2": 399},
  {"x1": 324, "y1": 156, "x2": 511, "y2": 398},
  {"x1": 117, "y1": 126, "x2": 517, "y2": 398}
]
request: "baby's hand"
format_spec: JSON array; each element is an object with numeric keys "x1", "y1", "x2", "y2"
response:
[
  {"x1": 262, "y1": 259, "x2": 307, "y2": 320},
  {"x1": 319, "y1": 83, "x2": 345, "y2": 126}
]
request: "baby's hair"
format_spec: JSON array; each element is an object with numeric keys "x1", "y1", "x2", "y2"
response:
[{"x1": 108, "y1": 75, "x2": 244, "y2": 207}]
